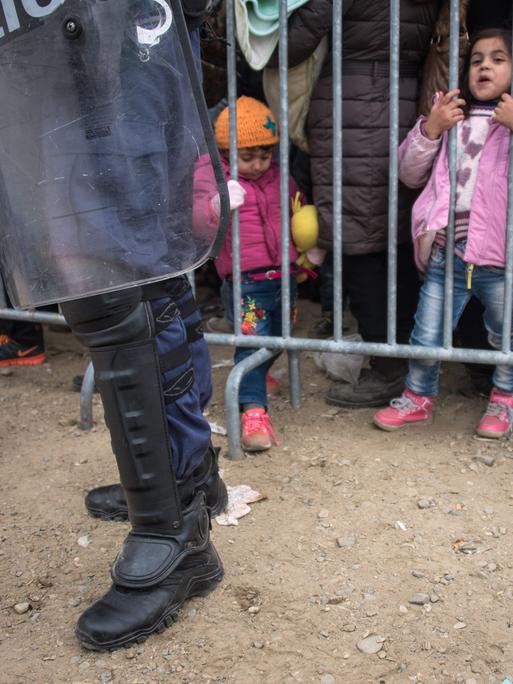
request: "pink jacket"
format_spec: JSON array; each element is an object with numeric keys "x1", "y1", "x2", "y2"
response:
[
  {"x1": 399, "y1": 117, "x2": 511, "y2": 273},
  {"x1": 215, "y1": 158, "x2": 299, "y2": 279}
]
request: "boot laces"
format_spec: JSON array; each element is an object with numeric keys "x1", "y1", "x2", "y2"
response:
[{"x1": 244, "y1": 411, "x2": 279, "y2": 446}]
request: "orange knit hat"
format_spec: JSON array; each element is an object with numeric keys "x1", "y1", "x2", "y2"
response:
[{"x1": 214, "y1": 96, "x2": 279, "y2": 150}]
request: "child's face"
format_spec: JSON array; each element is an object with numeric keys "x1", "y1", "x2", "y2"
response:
[
  {"x1": 469, "y1": 36, "x2": 512, "y2": 102},
  {"x1": 237, "y1": 147, "x2": 273, "y2": 181}
]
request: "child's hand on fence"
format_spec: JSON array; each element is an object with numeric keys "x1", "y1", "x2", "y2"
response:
[
  {"x1": 493, "y1": 93, "x2": 513, "y2": 131},
  {"x1": 424, "y1": 89, "x2": 465, "y2": 140},
  {"x1": 227, "y1": 180, "x2": 246, "y2": 210}
]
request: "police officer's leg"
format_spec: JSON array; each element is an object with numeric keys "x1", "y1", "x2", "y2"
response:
[
  {"x1": 84, "y1": 276, "x2": 227, "y2": 522},
  {"x1": 60, "y1": 287, "x2": 223, "y2": 650}
]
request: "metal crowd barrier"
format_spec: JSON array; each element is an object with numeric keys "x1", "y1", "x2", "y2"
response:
[
  {"x1": 0, "y1": 303, "x2": 95, "y2": 430},
  {"x1": 206, "y1": 0, "x2": 513, "y2": 459},
  {"x1": 2, "y1": 0, "x2": 512, "y2": 459}
]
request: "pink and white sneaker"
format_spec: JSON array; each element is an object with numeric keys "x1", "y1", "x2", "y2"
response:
[
  {"x1": 241, "y1": 408, "x2": 279, "y2": 451},
  {"x1": 373, "y1": 388, "x2": 434, "y2": 431},
  {"x1": 476, "y1": 387, "x2": 513, "y2": 438}
]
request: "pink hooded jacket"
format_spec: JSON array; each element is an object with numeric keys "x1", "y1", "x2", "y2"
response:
[
  {"x1": 214, "y1": 158, "x2": 299, "y2": 279},
  {"x1": 399, "y1": 116, "x2": 511, "y2": 273}
]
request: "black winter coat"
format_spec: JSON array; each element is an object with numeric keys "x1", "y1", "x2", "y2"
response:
[{"x1": 284, "y1": 0, "x2": 441, "y2": 254}]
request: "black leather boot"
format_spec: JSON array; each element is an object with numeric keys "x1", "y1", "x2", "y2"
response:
[
  {"x1": 61, "y1": 291, "x2": 224, "y2": 650},
  {"x1": 84, "y1": 444, "x2": 228, "y2": 521},
  {"x1": 76, "y1": 490, "x2": 223, "y2": 651},
  {"x1": 77, "y1": 541, "x2": 223, "y2": 650},
  {"x1": 326, "y1": 357, "x2": 407, "y2": 408}
]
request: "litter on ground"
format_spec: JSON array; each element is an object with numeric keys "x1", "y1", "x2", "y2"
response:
[{"x1": 215, "y1": 485, "x2": 265, "y2": 526}]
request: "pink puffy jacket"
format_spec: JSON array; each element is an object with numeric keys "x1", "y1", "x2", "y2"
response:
[
  {"x1": 398, "y1": 117, "x2": 511, "y2": 273},
  {"x1": 214, "y1": 158, "x2": 299, "y2": 279}
]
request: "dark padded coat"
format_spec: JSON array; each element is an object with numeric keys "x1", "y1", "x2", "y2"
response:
[{"x1": 283, "y1": 0, "x2": 441, "y2": 254}]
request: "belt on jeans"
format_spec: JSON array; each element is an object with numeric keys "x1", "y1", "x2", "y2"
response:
[
  {"x1": 227, "y1": 266, "x2": 294, "y2": 281},
  {"x1": 227, "y1": 265, "x2": 317, "y2": 281}
]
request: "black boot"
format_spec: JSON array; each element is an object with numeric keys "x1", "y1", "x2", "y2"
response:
[
  {"x1": 76, "y1": 490, "x2": 223, "y2": 651},
  {"x1": 84, "y1": 444, "x2": 228, "y2": 521},
  {"x1": 326, "y1": 357, "x2": 407, "y2": 408},
  {"x1": 61, "y1": 292, "x2": 224, "y2": 650}
]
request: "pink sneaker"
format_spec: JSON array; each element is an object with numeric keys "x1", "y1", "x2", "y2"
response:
[
  {"x1": 476, "y1": 388, "x2": 513, "y2": 438},
  {"x1": 373, "y1": 389, "x2": 433, "y2": 431},
  {"x1": 241, "y1": 408, "x2": 279, "y2": 451}
]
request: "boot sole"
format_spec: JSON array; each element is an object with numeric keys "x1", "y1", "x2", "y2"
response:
[
  {"x1": 75, "y1": 563, "x2": 224, "y2": 651},
  {"x1": 373, "y1": 416, "x2": 433, "y2": 431}
]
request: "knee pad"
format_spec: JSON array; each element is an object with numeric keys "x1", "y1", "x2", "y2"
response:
[{"x1": 60, "y1": 287, "x2": 153, "y2": 349}]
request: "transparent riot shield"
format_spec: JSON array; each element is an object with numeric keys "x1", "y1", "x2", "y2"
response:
[{"x1": 0, "y1": 0, "x2": 228, "y2": 307}]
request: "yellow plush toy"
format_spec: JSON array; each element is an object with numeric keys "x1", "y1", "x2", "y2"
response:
[{"x1": 290, "y1": 192, "x2": 319, "y2": 283}]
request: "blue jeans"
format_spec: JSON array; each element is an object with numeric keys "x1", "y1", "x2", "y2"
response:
[
  {"x1": 224, "y1": 276, "x2": 297, "y2": 408},
  {"x1": 407, "y1": 244, "x2": 513, "y2": 396}
]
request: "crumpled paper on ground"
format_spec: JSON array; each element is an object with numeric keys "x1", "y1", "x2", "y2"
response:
[{"x1": 215, "y1": 485, "x2": 265, "y2": 526}]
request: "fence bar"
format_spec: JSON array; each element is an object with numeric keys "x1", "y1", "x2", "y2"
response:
[
  {"x1": 442, "y1": 0, "x2": 460, "y2": 348},
  {"x1": 502, "y1": 16, "x2": 513, "y2": 353},
  {"x1": 225, "y1": 347, "x2": 278, "y2": 459},
  {"x1": 0, "y1": 308, "x2": 67, "y2": 326},
  {"x1": 79, "y1": 361, "x2": 95, "y2": 430},
  {"x1": 206, "y1": 330, "x2": 510, "y2": 365},
  {"x1": 226, "y1": 0, "x2": 241, "y2": 337},
  {"x1": 331, "y1": 1, "x2": 343, "y2": 341},
  {"x1": 387, "y1": 0, "x2": 400, "y2": 345},
  {"x1": 279, "y1": 0, "x2": 291, "y2": 340},
  {"x1": 328, "y1": 2, "x2": 344, "y2": 340},
  {"x1": 277, "y1": 0, "x2": 300, "y2": 406},
  {"x1": 287, "y1": 349, "x2": 301, "y2": 409},
  {"x1": 0, "y1": 277, "x2": 7, "y2": 308},
  {"x1": 187, "y1": 271, "x2": 196, "y2": 297}
]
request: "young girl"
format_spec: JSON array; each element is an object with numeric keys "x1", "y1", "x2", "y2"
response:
[
  {"x1": 374, "y1": 28, "x2": 513, "y2": 438},
  {"x1": 213, "y1": 96, "x2": 306, "y2": 452}
]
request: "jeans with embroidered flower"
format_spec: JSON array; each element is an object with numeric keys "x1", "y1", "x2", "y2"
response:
[
  {"x1": 407, "y1": 243, "x2": 513, "y2": 397},
  {"x1": 223, "y1": 275, "x2": 297, "y2": 408}
]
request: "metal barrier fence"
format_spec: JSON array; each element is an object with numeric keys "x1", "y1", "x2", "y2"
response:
[
  {"x1": 1, "y1": 0, "x2": 512, "y2": 460},
  {"x1": 206, "y1": 0, "x2": 513, "y2": 458}
]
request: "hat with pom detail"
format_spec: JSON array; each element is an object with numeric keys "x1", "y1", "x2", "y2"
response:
[{"x1": 215, "y1": 96, "x2": 279, "y2": 149}]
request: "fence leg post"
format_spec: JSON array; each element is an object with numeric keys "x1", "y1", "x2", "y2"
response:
[
  {"x1": 79, "y1": 360, "x2": 95, "y2": 430},
  {"x1": 288, "y1": 350, "x2": 301, "y2": 409}
]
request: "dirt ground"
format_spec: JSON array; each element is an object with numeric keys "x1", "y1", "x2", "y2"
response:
[{"x1": 2, "y1": 300, "x2": 513, "y2": 684}]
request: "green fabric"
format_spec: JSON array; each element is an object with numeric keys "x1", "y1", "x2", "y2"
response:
[{"x1": 243, "y1": 0, "x2": 310, "y2": 36}]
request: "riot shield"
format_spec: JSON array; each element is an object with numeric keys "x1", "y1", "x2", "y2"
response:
[{"x1": 0, "y1": 0, "x2": 228, "y2": 307}]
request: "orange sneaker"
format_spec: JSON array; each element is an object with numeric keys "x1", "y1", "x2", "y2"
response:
[
  {"x1": 241, "y1": 408, "x2": 278, "y2": 452},
  {"x1": 0, "y1": 335, "x2": 46, "y2": 368}
]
